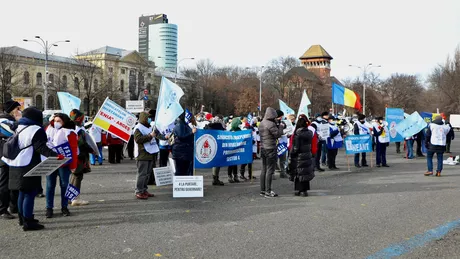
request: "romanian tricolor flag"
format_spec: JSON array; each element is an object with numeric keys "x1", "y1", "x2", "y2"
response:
[{"x1": 332, "y1": 83, "x2": 362, "y2": 111}]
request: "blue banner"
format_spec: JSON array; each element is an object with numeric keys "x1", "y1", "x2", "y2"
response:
[
  {"x1": 65, "y1": 184, "x2": 80, "y2": 201},
  {"x1": 53, "y1": 142, "x2": 73, "y2": 165},
  {"x1": 344, "y1": 134, "x2": 372, "y2": 155},
  {"x1": 194, "y1": 129, "x2": 253, "y2": 168},
  {"x1": 277, "y1": 143, "x2": 288, "y2": 157},
  {"x1": 385, "y1": 108, "x2": 405, "y2": 143},
  {"x1": 395, "y1": 111, "x2": 427, "y2": 138}
]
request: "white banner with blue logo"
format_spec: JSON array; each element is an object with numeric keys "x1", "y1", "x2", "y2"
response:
[
  {"x1": 344, "y1": 134, "x2": 373, "y2": 155},
  {"x1": 385, "y1": 108, "x2": 405, "y2": 142},
  {"x1": 277, "y1": 143, "x2": 288, "y2": 157},
  {"x1": 52, "y1": 142, "x2": 73, "y2": 165},
  {"x1": 65, "y1": 184, "x2": 80, "y2": 201},
  {"x1": 194, "y1": 129, "x2": 253, "y2": 168},
  {"x1": 395, "y1": 111, "x2": 427, "y2": 138}
]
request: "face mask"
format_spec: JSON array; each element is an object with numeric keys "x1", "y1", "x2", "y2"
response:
[
  {"x1": 148, "y1": 118, "x2": 152, "y2": 124},
  {"x1": 54, "y1": 122, "x2": 62, "y2": 129}
]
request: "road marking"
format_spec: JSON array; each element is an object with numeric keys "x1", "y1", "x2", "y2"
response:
[{"x1": 366, "y1": 218, "x2": 460, "y2": 259}]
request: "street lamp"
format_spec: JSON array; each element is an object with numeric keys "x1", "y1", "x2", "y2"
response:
[
  {"x1": 23, "y1": 36, "x2": 70, "y2": 110},
  {"x1": 157, "y1": 56, "x2": 194, "y2": 83},
  {"x1": 246, "y1": 66, "x2": 265, "y2": 116},
  {"x1": 348, "y1": 63, "x2": 381, "y2": 115}
]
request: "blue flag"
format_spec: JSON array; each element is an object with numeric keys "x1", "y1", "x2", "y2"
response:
[
  {"x1": 155, "y1": 77, "x2": 184, "y2": 132},
  {"x1": 279, "y1": 99, "x2": 295, "y2": 119},
  {"x1": 185, "y1": 109, "x2": 193, "y2": 124},
  {"x1": 247, "y1": 113, "x2": 253, "y2": 122},
  {"x1": 344, "y1": 134, "x2": 372, "y2": 155},
  {"x1": 395, "y1": 111, "x2": 427, "y2": 138},
  {"x1": 57, "y1": 92, "x2": 81, "y2": 115},
  {"x1": 385, "y1": 108, "x2": 405, "y2": 143},
  {"x1": 64, "y1": 184, "x2": 80, "y2": 202},
  {"x1": 194, "y1": 129, "x2": 253, "y2": 168},
  {"x1": 277, "y1": 143, "x2": 288, "y2": 157}
]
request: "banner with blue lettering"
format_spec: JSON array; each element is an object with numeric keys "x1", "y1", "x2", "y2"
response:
[
  {"x1": 194, "y1": 129, "x2": 253, "y2": 168},
  {"x1": 344, "y1": 134, "x2": 372, "y2": 155},
  {"x1": 395, "y1": 111, "x2": 427, "y2": 138},
  {"x1": 52, "y1": 142, "x2": 73, "y2": 165},
  {"x1": 277, "y1": 143, "x2": 288, "y2": 157},
  {"x1": 65, "y1": 184, "x2": 80, "y2": 201},
  {"x1": 385, "y1": 108, "x2": 405, "y2": 143}
]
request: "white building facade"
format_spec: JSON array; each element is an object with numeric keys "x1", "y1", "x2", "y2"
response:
[{"x1": 148, "y1": 23, "x2": 178, "y2": 72}]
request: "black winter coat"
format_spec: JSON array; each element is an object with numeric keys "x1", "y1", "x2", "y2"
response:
[
  {"x1": 205, "y1": 122, "x2": 225, "y2": 131},
  {"x1": 289, "y1": 128, "x2": 315, "y2": 182},
  {"x1": 172, "y1": 119, "x2": 194, "y2": 161}
]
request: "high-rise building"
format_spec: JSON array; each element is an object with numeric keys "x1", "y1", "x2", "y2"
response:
[{"x1": 138, "y1": 14, "x2": 178, "y2": 72}]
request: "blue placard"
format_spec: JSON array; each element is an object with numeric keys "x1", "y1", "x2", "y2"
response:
[
  {"x1": 185, "y1": 109, "x2": 192, "y2": 124},
  {"x1": 194, "y1": 129, "x2": 253, "y2": 168},
  {"x1": 64, "y1": 184, "x2": 80, "y2": 201},
  {"x1": 344, "y1": 134, "x2": 372, "y2": 155},
  {"x1": 277, "y1": 143, "x2": 288, "y2": 157},
  {"x1": 395, "y1": 111, "x2": 427, "y2": 138},
  {"x1": 385, "y1": 108, "x2": 405, "y2": 143},
  {"x1": 53, "y1": 142, "x2": 73, "y2": 165}
]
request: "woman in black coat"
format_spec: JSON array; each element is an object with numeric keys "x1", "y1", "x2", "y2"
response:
[
  {"x1": 289, "y1": 118, "x2": 315, "y2": 197},
  {"x1": 172, "y1": 112, "x2": 196, "y2": 176}
]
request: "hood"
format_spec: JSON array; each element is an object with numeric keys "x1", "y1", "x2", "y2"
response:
[
  {"x1": 139, "y1": 112, "x2": 150, "y2": 127},
  {"x1": 231, "y1": 118, "x2": 242, "y2": 131},
  {"x1": 263, "y1": 107, "x2": 278, "y2": 120},
  {"x1": 432, "y1": 118, "x2": 444, "y2": 125}
]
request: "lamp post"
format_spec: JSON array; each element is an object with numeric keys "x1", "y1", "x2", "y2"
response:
[
  {"x1": 246, "y1": 66, "x2": 265, "y2": 117},
  {"x1": 23, "y1": 36, "x2": 70, "y2": 110},
  {"x1": 348, "y1": 63, "x2": 381, "y2": 115},
  {"x1": 157, "y1": 56, "x2": 194, "y2": 83}
]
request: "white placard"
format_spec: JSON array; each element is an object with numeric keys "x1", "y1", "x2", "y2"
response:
[
  {"x1": 23, "y1": 157, "x2": 71, "y2": 177},
  {"x1": 153, "y1": 166, "x2": 174, "y2": 186},
  {"x1": 169, "y1": 157, "x2": 176, "y2": 173},
  {"x1": 125, "y1": 100, "x2": 145, "y2": 113},
  {"x1": 173, "y1": 176, "x2": 204, "y2": 198}
]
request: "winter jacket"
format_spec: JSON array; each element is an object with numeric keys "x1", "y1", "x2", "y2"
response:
[
  {"x1": 425, "y1": 119, "x2": 451, "y2": 152},
  {"x1": 172, "y1": 118, "x2": 194, "y2": 161},
  {"x1": 74, "y1": 127, "x2": 93, "y2": 174},
  {"x1": 289, "y1": 127, "x2": 315, "y2": 182},
  {"x1": 107, "y1": 134, "x2": 124, "y2": 145},
  {"x1": 447, "y1": 123, "x2": 455, "y2": 141},
  {"x1": 312, "y1": 117, "x2": 329, "y2": 142},
  {"x1": 205, "y1": 122, "x2": 225, "y2": 131},
  {"x1": 259, "y1": 107, "x2": 283, "y2": 150},
  {"x1": 230, "y1": 118, "x2": 242, "y2": 132},
  {"x1": 134, "y1": 112, "x2": 157, "y2": 161}
]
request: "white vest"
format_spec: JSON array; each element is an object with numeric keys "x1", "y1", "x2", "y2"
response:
[
  {"x1": 373, "y1": 122, "x2": 390, "y2": 143},
  {"x1": 355, "y1": 121, "x2": 371, "y2": 135},
  {"x1": 89, "y1": 126, "x2": 102, "y2": 142},
  {"x1": 134, "y1": 124, "x2": 159, "y2": 157},
  {"x1": 2, "y1": 125, "x2": 46, "y2": 167},
  {"x1": 329, "y1": 124, "x2": 343, "y2": 142},
  {"x1": 430, "y1": 123, "x2": 450, "y2": 146}
]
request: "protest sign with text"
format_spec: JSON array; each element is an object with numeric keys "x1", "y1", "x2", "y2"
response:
[
  {"x1": 173, "y1": 176, "x2": 204, "y2": 198},
  {"x1": 344, "y1": 134, "x2": 372, "y2": 155},
  {"x1": 23, "y1": 157, "x2": 71, "y2": 177},
  {"x1": 92, "y1": 97, "x2": 137, "y2": 143},
  {"x1": 194, "y1": 129, "x2": 253, "y2": 168},
  {"x1": 385, "y1": 108, "x2": 405, "y2": 142},
  {"x1": 395, "y1": 111, "x2": 427, "y2": 138},
  {"x1": 153, "y1": 167, "x2": 174, "y2": 186}
]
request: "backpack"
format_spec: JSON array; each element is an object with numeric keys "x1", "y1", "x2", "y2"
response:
[{"x1": 2, "y1": 125, "x2": 32, "y2": 160}]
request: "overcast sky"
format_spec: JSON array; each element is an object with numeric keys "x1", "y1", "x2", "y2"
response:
[{"x1": 2, "y1": 0, "x2": 459, "y2": 82}]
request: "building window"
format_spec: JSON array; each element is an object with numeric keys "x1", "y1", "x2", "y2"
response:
[
  {"x1": 49, "y1": 73, "x2": 54, "y2": 86},
  {"x1": 36, "y1": 72, "x2": 42, "y2": 85},
  {"x1": 147, "y1": 73, "x2": 151, "y2": 78},
  {"x1": 129, "y1": 69, "x2": 136, "y2": 76},
  {"x1": 62, "y1": 75, "x2": 67, "y2": 89},
  {"x1": 108, "y1": 67, "x2": 113, "y2": 74},
  {"x1": 23, "y1": 71, "x2": 30, "y2": 85},
  {"x1": 84, "y1": 78, "x2": 89, "y2": 90},
  {"x1": 94, "y1": 79, "x2": 98, "y2": 90},
  {"x1": 35, "y1": 95, "x2": 43, "y2": 110},
  {"x1": 48, "y1": 95, "x2": 55, "y2": 110},
  {"x1": 108, "y1": 78, "x2": 113, "y2": 91},
  {"x1": 74, "y1": 77, "x2": 79, "y2": 89},
  {"x1": 121, "y1": 68, "x2": 125, "y2": 74},
  {"x1": 120, "y1": 80, "x2": 124, "y2": 92}
]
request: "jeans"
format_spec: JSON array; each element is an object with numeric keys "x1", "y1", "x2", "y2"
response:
[
  {"x1": 321, "y1": 144, "x2": 328, "y2": 164},
  {"x1": 278, "y1": 152, "x2": 288, "y2": 173},
  {"x1": 406, "y1": 139, "x2": 414, "y2": 159},
  {"x1": 18, "y1": 190, "x2": 38, "y2": 219},
  {"x1": 90, "y1": 145, "x2": 103, "y2": 165},
  {"x1": 46, "y1": 166, "x2": 71, "y2": 209},
  {"x1": 136, "y1": 160, "x2": 153, "y2": 194},
  {"x1": 446, "y1": 139, "x2": 452, "y2": 153},
  {"x1": 260, "y1": 148, "x2": 276, "y2": 192},
  {"x1": 315, "y1": 141, "x2": 325, "y2": 168},
  {"x1": 376, "y1": 142, "x2": 387, "y2": 166},
  {"x1": 354, "y1": 153, "x2": 367, "y2": 166},
  {"x1": 427, "y1": 151, "x2": 444, "y2": 172}
]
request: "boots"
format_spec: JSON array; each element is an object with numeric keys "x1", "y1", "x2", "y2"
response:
[
  {"x1": 23, "y1": 217, "x2": 44, "y2": 231},
  {"x1": 212, "y1": 176, "x2": 224, "y2": 186},
  {"x1": 233, "y1": 174, "x2": 240, "y2": 183},
  {"x1": 228, "y1": 175, "x2": 235, "y2": 183},
  {"x1": 18, "y1": 213, "x2": 39, "y2": 226}
]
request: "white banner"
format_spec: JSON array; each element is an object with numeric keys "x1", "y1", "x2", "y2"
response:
[
  {"x1": 173, "y1": 176, "x2": 204, "y2": 198},
  {"x1": 125, "y1": 100, "x2": 145, "y2": 113}
]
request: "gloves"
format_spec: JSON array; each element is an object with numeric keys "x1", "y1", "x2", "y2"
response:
[{"x1": 57, "y1": 154, "x2": 65, "y2": 160}]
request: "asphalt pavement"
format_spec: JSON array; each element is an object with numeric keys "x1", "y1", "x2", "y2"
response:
[{"x1": 1, "y1": 139, "x2": 460, "y2": 259}]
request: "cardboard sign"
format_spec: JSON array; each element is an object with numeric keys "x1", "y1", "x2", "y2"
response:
[
  {"x1": 153, "y1": 167, "x2": 174, "y2": 186},
  {"x1": 173, "y1": 176, "x2": 204, "y2": 198},
  {"x1": 64, "y1": 184, "x2": 80, "y2": 201},
  {"x1": 23, "y1": 157, "x2": 71, "y2": 177},
  {"x1": 125, "y1": 100, "x2": 145, "y2": 113},
  {"x1": 92, "y1": 97, "x2": 137, "y2": 143}
]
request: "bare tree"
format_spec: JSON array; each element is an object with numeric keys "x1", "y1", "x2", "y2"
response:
[
  {"x1": 264, "y1": 56, "x2": 300, "y2": 100},
  {"x1": 380, "y1": 73, "x2": 425, "y2": 113},
  {"x1": 0, "y1": 47, "x2": 20, "y2": 105}
]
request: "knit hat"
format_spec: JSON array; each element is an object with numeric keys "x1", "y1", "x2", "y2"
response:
[
  {"x1": 69, "y1": 109, "x2": 85, "y2": 126},
  {"x1": 328, "y1": 115, "x2": 336, "y2": 120},
  {"x1": 205, "y1": 113, "x2": 213, "y2": 121},
  {"x1": 3, "y1": 100, "x2": 20, "y2": 114},
  {"x1": 321, "y1": 111, "x2": 329, "y2": 117},
  {"x1": 148, "y1": 109, "x2": 156, "y2": 119},
  {"x1": 276, "y1": 110, "x2": 284, "y2": 118},
  {"x1": 376, "y1": 116, "x2": 384, "y2": 121},
  {"x1": 358, "y1": 114, "x2": 366, "y2": 121},
  {"x1": 22, "y1": 107, "x2": 43, "y2": 125}
]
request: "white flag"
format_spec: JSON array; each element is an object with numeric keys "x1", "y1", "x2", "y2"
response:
[
  {"x1": 296, "y1": 90, "x2": 311, "y2": 121},
  {"x1": 155, "y1": 77, "x2": 184, "y2": 132}
]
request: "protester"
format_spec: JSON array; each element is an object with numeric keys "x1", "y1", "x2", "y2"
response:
[
  {"x1": 251, "y1": 117, "x2": 259, "y2": 160},
  {"x1": 227, "y1": 118, "x2": 242, "y2": 183},
  {"x1": 405, "y1": 135, "x2": 416, "y2": 159},
  {"x1": 2, "y1": 107, "x2": 62, "y2": 230},
  {"x1": 289, "y1": 117, "x2": 315, "y2": 197},
  {"x1": 446, "y1": 121, "x2": 455, "y2": 153},
  {"x1": 107, "y1": 133, "x2": 123, "y2": 164},
  {"x1": 46, "y1": 113, "x2": 78, "y2": 218},
  {"x1": 259, "y1": 108, "x2": 284, "y2": 198},
  {"x1": 353, "y1": 114, "x2": 370, "y2": 168},
  {"x1": 238, "y1": 117, "x2": 254, "y2": 181},
  {"x1": 172, "y1": 112, "x2": 196, "y2": 176},
  {"x1": 69, "y1": 109, "x2": 93, "y2": 206},
  {"x1": 204, "y1": 115, "x2": 226, "y2": 186},
  {"x1": 0, "y1": 100, "x2": 21, "y2": 220},
  {"x1": 373, "y1": 116, "x2": 390, "y2": 167},
  {"x1": 127, "y1": 131, "x2": 135, "y2": 160},
  {"x1": 326, "y1": 115, "x2": 343, "y2": 170},
  {"x1": 133, "y1": 112, "x2": 158, "y2": 199},
  {"x1": 88, "y1": 124, "x2": 103, "y2": 165},
  {"x1": 424, "y1": 116, "x2": 451, "y2": 177},
  {"x1": 312, "y1": 112, "x2": 329, "y2": 172},
  {"x1": 395, "y1": 142, "x2": 401, "y2": 154},
  {"x1": 416, "y1": 130, "x2": 425, "y2": 157}
]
